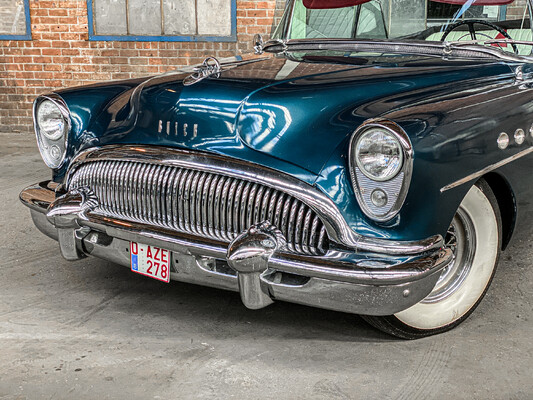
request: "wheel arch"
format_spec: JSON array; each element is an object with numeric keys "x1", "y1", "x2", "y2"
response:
[{"x1": 480, "y1": 172, "x2": 517, "y2": 251}]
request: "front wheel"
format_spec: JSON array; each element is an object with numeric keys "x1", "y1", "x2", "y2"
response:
[{"x1": 364, "y1": 179, "x2": 502, "y2": 339}]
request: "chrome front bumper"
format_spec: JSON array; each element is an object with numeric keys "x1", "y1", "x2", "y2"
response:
[{"x1": 20, "y1": 181, "x2": 453, "y2": 316}]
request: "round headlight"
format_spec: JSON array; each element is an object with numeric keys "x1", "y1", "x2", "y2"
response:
[
  {"x1": 34, "y1": 96, "x2": 70, "y2": 169},
  {"x1": 36, "y1": 100, "x2": 66, "y2": 141},
  {"x1": 355, "y1": 128, "x2": 403, "y2": 181}
]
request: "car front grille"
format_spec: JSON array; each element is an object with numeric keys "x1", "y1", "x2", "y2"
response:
[{"x1": 68, "y1": 159, "x2": 329, "y2": 256}]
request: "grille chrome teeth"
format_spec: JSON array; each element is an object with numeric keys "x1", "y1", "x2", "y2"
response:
[{"x1": 69, "y1": 160, "x2": 329, "y2": 256}]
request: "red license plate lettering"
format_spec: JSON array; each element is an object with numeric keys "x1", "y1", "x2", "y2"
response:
[{"x1": 130, "y1": 242, "x2": 170, "y2": 283}]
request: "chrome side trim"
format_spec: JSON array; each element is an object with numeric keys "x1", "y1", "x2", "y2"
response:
[
  {"x1": 64, "y1": 146, "x2": 443, "y2": 255},
  {"x1": 441, "y1": 146, "x2": 533, "y2": 192},
  {"x1": 349, "y1": 119, "x2": 413, "y2": 222}
]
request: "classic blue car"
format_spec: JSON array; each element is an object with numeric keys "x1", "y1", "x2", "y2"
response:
[{"x1": 20, "y1": 0, "x2": 533, "y2": 338}]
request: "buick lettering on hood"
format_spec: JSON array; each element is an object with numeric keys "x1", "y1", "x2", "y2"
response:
[{"x1": 20, "y1": 0, "x2": 533, "y2": 338}]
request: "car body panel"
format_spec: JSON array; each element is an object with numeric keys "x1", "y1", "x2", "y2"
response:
[{"x1": 50, "y1": 52, "x2": 533, "y2": 243}]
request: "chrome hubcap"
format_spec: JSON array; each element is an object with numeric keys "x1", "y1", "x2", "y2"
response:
[{"x1": 422, "y1": 207, "x2": 476, "y2": 303}]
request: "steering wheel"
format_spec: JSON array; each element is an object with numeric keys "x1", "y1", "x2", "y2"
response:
[{"x1": 441, "y1": 20, "x2": 518, "y2": 54}]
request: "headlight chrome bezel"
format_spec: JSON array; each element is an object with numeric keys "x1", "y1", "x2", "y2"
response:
[
  {"x1": 349, "y1": 120, "x2": 413, "y2": 222},
  {"x1": 33, "y1": 94, "x2": 71, "y2": 169}
]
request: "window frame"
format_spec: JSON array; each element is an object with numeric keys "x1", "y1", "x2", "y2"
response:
[
  {"x1": 0, "y1": 0, "x2": 32, "y2": 41},
  {"x1": 87, "y1": 0, "x2": 237, "y2": 42}
]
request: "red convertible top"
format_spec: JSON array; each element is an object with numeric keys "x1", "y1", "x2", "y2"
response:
[{"x1": 303, "y1": 0, "x2": 514, "y2": 8}]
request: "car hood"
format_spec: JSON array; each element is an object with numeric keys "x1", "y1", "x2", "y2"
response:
[{"x1": 67, "y1": 52, "x2": 514, "y2": 180}]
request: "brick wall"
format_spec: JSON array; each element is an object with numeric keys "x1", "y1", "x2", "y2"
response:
[
  {"x1": 506, "y1": 0, "x2": 529, "y2": 19},
  {"x1": 0, "y1": 0, "x2": 280, "y2": 134}
]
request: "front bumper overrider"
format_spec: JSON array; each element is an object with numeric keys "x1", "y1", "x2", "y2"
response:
[{"x1": 20, "y1": 180, "x2": 452, "y2": 316}]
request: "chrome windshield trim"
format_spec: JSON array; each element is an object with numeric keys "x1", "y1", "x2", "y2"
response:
[
  {"x1": 64, "y1": 146, "x2": 443, "y2": 255},
  {"x1": 262, "y1": 38, "x2": 527, "y2": 61},
  {"x1": 441, "y1": 146, "x2": 533, "y2": 192}
]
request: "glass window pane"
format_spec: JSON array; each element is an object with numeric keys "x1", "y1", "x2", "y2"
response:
[
  {"x1": 163, "y1": 0, "x2": 196, "y2": 35},
  {"x1": 94, "y1": 0, "x2": 128, "y2": 35},
  {"x1": 356, "y1": 2, "x2": 387, "y2": 38},
  {"x1": 0, "y1": 0, "x2": 27, "y2": 35},
  {"x1": 197, "y1": 0, "x2": 232, "y2": 36},
  {"x1": 306, "y1": 7, "x2": 356, "y2": 38},
  {"x1": 128, "y1": 0, "x2": 162, "y2": 35}
]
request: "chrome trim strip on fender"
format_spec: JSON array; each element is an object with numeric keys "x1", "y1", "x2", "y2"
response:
[
  {"x1": 64, "y1": 146, "x2": 444, "y2": 255},
  {"x1": 441, "y1": 146, "x2": 533, "y2": 192}
]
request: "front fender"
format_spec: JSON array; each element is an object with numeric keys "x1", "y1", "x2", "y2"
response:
[
  {"x1": 317, "y1": 65, "x2": 533, "y2": 242},
  {"x1": 50, "y1": 77, "x2": 150, "y2": 180}
]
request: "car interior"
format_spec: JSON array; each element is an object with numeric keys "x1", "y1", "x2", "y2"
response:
[{"x1": 286, "y1": 0, "x2": 533, "y2": 55}]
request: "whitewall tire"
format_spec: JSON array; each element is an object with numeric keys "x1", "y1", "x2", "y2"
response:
[{"x1": 364, "y1": 179, "x2": 502, "y2": 339}]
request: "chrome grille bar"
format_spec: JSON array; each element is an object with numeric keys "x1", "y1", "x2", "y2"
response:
[{"x1": 69, "y1": 160, "x2": 329, "y2": 256}]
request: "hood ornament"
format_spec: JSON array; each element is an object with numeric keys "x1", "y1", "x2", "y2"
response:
[{"x1": 183, "y1": 57, "x2": 221, "y2": 86}]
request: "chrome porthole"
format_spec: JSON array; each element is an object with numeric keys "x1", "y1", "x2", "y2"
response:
[
  {"x1": 497, "y1": 132, "x2": 509, "y2": 149},
  {"x1": 514, "y1": 129, "x2": 525, "y2": 145}
]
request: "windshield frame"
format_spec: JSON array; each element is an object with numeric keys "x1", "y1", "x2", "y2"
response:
[{"x1": 269, "y1": 0, "x2": 533, "y2": 59}]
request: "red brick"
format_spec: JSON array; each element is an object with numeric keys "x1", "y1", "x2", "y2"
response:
[
  {"x1": 51, "y1": 56, "x2": 71, "y2": 63},
  {"x1": 42, "y1": 48, "x2": 62, "y2": 56},
  {"x1": 24, "y1": 64, "x2": 43, "y2": 71},
  {"x1": 32, "y1": 56, "x2": 53, "y2": 63},
  {"x1": 43, "y1": 64, "x2": 62, "y2": 71},
  {"x1": 22, "y1": 48, "x2": 41, "y2": 56},
  {"x1": 61, "y1": 49, "x2": 80, "y2": 56}
]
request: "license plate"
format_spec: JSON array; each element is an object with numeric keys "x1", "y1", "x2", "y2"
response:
[{"x1": 130, "y1": 242, "x2": 171, "y2": 283}]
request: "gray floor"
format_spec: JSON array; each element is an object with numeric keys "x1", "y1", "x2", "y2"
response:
[{"x1": 1, "y1": 133, "x2": 532, "y2": 400}]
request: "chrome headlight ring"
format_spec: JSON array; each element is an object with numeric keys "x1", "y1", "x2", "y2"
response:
[
  {"x1": 349, "y1": 120, "x2": 413, "y2": 222},
  {"x1": 33, "y1": 94, "x2": 71, "y2": 169}
]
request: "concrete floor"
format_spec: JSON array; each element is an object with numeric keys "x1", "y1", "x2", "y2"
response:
[{"x1": 1, "y1": 133, "x2": 532, "y2": 400}]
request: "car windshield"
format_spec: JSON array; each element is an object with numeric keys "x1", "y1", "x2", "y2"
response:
[{"x1": 272, "y1": 0, "x2": 533, "y2": 56}]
